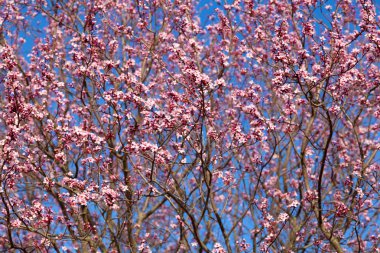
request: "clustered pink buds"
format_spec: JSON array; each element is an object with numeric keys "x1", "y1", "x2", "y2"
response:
[{"x1": 0, "y1": 0, "x2": 379, "y2": 252}]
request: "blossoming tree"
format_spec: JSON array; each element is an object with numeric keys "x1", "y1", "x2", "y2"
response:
[{"x1": 0, "y1": 0, "x2": 380, "y2": 252}]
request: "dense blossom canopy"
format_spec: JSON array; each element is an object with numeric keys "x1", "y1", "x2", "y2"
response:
[{"x1": 0, "y1": 0, "x2": 380, "y2": 252}]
